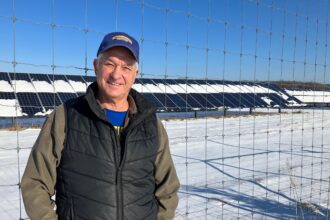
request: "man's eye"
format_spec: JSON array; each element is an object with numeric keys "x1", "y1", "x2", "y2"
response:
[{"x1": 124, "y1": 66, "x2": 132, "y2": 70}]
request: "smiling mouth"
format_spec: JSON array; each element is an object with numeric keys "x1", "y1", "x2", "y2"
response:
[{"x1": 107, "y1": 81, "x2": 122, "y2": 86}]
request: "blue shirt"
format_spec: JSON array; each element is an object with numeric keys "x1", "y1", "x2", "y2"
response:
[{"x1": 104, "y1": 108, "x2": 127, "y2": 138}]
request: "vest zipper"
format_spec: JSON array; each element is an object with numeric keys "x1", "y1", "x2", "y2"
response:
[
  {"x1": 110, "y1": 126, "x2": 121, "y2": 220},
  {"x1": 112, "y1": 126, "x2": 127, "y2": 220}
]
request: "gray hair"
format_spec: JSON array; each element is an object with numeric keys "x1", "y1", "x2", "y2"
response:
[{"x1": 96, "y1": 53, "x2": 139, "y2": 70}]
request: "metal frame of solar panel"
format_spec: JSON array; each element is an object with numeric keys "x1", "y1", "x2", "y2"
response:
[
  {"x1": 0, "y1": 92, "x2": 16, "y2": 100},
  {"x1": 29, "y1": 73, "x2": 63, "y2": 110},
  {"x1": 0, "y1": 72, "x2": 16, "y2": 100},
  {"x1": 189, "y1": 80, "x2": 224, "y2": 108},
  {"x1": 165, "y1": 79, "x2": 206, "y2": 110},
  {"x1": 154, "y1": 79, "x2": 191, "y2": 110},
  {"x1": 82, "y1": 75, "x2": 96, "y2": 84},
  {"x1": 135, "y1": 78, "x2": 167, "y2": 110},
  {"x1": 66, "y1": 75, "x2": 86, "y2": 83},
  {"x1": 50, "y1": 74, "x2": 78, "y2": 103},
  {"x1": 1, "y1": 72, "x2": 310, "y2": 117},
  {"x1": 8, "y1": 72, "x2": 44, "y2": 116},
  {"x1": 0, "y1": 72, "x2": 11, "y2": 82},
  {"x1": 65, "y1": 74, "x2": 89, "y2": 98},
  {"x1": 148, "y1": 79, "x2": 183, "y2": 111}
]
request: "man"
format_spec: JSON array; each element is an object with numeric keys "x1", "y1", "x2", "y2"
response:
[{"x1": 21, "y1": 32, "x2": 180, "y2": 220}]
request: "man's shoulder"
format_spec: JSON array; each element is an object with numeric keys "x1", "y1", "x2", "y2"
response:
[{"x1": 64, "y1": 95, "x2": 84, "y2": 108}]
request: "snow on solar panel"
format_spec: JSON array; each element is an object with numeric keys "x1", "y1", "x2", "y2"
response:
[
  {"x1": 0, "y1": 80, "x2": 14, "y2": 92},
  {"x1": 204, "y1": 84, "x2": 219, "y2": 93},
  {"x1": 260, "y1": 96, "x2": 274, "y2": 106},
  {"x1": 166, "y1": 84, "x2": 187, "y2": 93},
  {"x1": 285, "y1": 90, "x2": 330, "y2": 103},
  {"x1": 142, "y1": 83, "x2": 164, "y2": 93},
  {"x1": 157, "y1": 84, "x2": 177, "y2": 94},
  {"x1": 0, "y1": 99, "x2": 25, "y2": 117},
  {"x1": 188, "y1": 84, "x2": 209, "y2": 93},
  {"x1": 132, "y1": 83, "x2": 143, "y2": 92},
  {"x1": 32, "y1": 80, "x2": 55, "y2": 93},
  {"x1": 68, "y1": 80, "x2": 87, "y2": 93},
  {"x1": 53, "y1": 80, "x2": 76, "y2": 93},
  {"x1": 11, "y1": 80, "x2": 36, "y2": 93},
  {"x1": 209, "y1": 84, "x2": 234, "y2": 93}
]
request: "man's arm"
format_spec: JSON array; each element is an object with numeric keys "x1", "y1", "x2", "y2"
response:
[
  {"x1": 21, "y1": 105, "x2": 66, "y2": 220},
  {"x1": 154, "y1": 119, "x2": 180, "y2": 220}
]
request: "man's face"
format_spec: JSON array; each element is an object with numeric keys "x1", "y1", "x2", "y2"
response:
[{"x1": 94, "y1": 46, "x2": 138, "y2": 104}]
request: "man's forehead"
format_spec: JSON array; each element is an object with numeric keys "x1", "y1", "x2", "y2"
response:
[
  {"x1": 102, "y1": 47, "x2": 136, "y2": 62},
  {"x1": 101, "y1": 53, "x2": 136, "y2": 66}
]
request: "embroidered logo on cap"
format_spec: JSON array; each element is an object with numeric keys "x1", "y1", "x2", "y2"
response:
[{"x1": 112, "y1": 35, "x2": 133, "y2": 44}]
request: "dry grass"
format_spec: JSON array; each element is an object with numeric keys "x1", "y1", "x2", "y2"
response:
[{"x1": 0, "y1": 125, "x2": 42, "y2": 131}]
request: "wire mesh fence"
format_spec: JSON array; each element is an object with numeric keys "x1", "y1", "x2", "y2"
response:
[{"x1": 0, "y1": 0, "x2": 330, "y2": 219}]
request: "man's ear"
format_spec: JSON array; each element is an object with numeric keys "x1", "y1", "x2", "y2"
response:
[{"x1": 93, "y1": 59, "x2": 98, "y2": 75}]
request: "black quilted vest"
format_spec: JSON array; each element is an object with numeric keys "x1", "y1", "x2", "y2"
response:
[{"x1": 56, "y1": 82, "x2": 159, "y2": 220}]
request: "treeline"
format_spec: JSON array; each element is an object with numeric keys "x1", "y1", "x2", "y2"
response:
[{"x1": 271, "y1": 81, "x2": 330, "y2": 91}]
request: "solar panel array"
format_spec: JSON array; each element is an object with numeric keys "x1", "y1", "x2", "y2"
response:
[{"x1": 1, "y1": 71, "x2": 327, "y2": 117}]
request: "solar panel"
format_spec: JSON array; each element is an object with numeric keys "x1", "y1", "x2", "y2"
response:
[
  {"x1": 29, "y1": 73, "x2": 52, "y2": 83},
  {"x1": 141, "y1": 93, "x2": 165, "y2": 109},
  {"x1": 167, "y1": 94, "x2": 191, "y2": 109},
  {"x1": 190, "y1": 93, "x2": 216, "y2": 109},
  {"x1": 265, "y1": 93, "x2": 288, "y2": 107},
  {"x1": 152, "y1": 93, "x2": 179, "y2": 110},
  {"x1": 207, "y1": 93, "x2": 223, "y2": 107},
  {"x1": 66, "y1": 75, "x2": 85, "y2": 82},
  {"x1": 38, "y1": 93, "x2": 62, "y2": 110},
  {"x1": 58, "y1": 93, "x2": 78, "y2": 103},
  {"x1": 239, "y1": 93, "x2": 266, "y2": 107},
  {"x1": 51, "y1": 74, "x2": 68, "y2": 81},
  {"x1": 82, "y1": 76, "x2": 96, "y2": 84},
  {"x1": 0, "y1": 72, "x2": 310, "y2": 117},
  {"x1": 164, "y1": 79, "x2": 184, "y2": 85},
  {"x1": 137, "y1": 78, "x2": 156, "y2": 85},
  {"x1": 0, "y1": 92, "x2": 16, "y2": 100},
  {"x1": 9, "y1": 72, "x2": 31, "y2": 81},
  {"x1": 178, "y1": 93, "x2": 204, "y2": 109},
  {"x1": 16, "y1": 93, "x2": 43, "y2": 116},
  {"x1": 216, "y1": 93, "x2": 238, "y2": 108},
  {"x1": 0, "y1": 72, "x2": 11, "y2": 82}
]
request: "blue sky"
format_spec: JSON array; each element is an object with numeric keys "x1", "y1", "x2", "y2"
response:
[{"x1": 0, "y1": 0, "x2": 329, "y2": 83}]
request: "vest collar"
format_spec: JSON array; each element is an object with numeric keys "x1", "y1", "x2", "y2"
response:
[{"x1": 84, "y1": 82, "x2": 157, "y2": 127}]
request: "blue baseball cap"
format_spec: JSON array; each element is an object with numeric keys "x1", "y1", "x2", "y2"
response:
[{"x1": 97, "y1": 32, "x2": 139, "y2": 63}]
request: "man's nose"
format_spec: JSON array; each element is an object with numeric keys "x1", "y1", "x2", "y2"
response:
[{"x1": 111, "y1": 65, "x2": 121, "y2": 78}]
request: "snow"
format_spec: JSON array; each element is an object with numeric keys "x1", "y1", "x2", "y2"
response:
[
  {"x1": 53, "y1": 80, "x2": 76, "y2": 93},
  {"x1": 286, "y1": 90, "x2": 330, "y2": 103},
  {"x1": 31, "y1": 80, "x2": 55, "y2": 93},
  {"x1": 143, "y1": 83, "x2": 164, "y2": 93},
  {"x1": 34, "y1": 109, "x2": 53, "y2": 116},
  {"x1": 156, "y1": 83, "x2": 177, "y2": 94},
  {"x1": 68, "y1": 80, "x2": 88, "y2": 93},
  {"x1": 0, "y1": 80, "x2": 14, "y2": 92},
  {"x1": 167, "y1": 84, "x2": 187, "y2": 93},
  {"x1": 260, "y1": 96, "x2": 273, "y2": 105},
  {"x1": 0, "y1": 99, "x2": 25, "y2": 117},
  {"x1": 10, "y1": 80, "x2": 36, "y2": 93},
  {"x1": 1, "y1": 109, "x2": 330, "y2": 219}
]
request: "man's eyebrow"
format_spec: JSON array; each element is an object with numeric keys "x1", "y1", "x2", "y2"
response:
[{"x1": 102, "y1": 57, "x2": 135, "y2": 66}]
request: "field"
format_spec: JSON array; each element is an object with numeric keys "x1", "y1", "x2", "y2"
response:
[{"x1": 1, "y1": 108, "x2": 330, "y2": 219}]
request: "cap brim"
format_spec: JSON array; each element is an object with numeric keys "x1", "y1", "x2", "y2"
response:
[{"x1": 98, "y1": 42, "x2": 138, "y2": 63}]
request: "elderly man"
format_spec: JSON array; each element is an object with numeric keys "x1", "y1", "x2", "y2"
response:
[{"x1": 21, "y1": 32, "x2": 180, "y2": 220}]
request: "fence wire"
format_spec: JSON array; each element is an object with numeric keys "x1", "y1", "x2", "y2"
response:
[{"x1": 0, "y1": 0, "x2": 330, "y2": 219}]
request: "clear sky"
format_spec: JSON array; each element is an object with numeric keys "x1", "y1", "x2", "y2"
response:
[{"x1": 0, "y1": 0, "x2": 329, "y2": 83}]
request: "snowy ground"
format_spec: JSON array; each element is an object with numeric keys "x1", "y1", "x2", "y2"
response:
[{"x1": 1, "y1": 108, "x2": 330, "y2": 219}]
